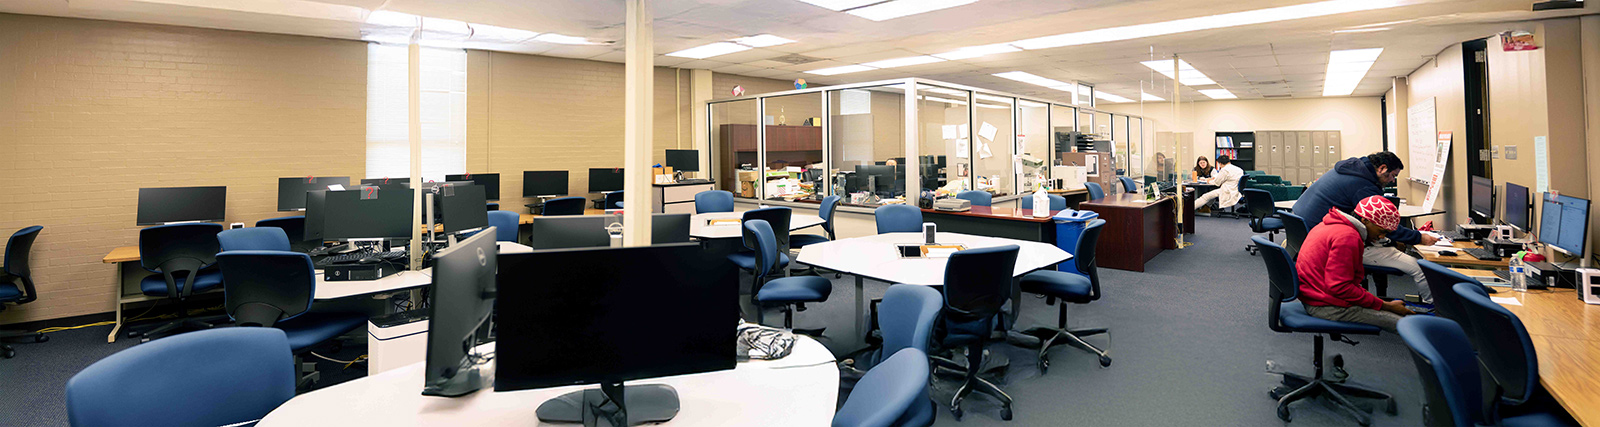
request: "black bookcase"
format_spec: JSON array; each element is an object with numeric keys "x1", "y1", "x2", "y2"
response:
[{"x1": 1214, "y1": 131, "x2": 1256, "y2": 171}]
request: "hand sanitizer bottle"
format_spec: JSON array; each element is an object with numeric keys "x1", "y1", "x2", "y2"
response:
[{"x1": 1033, "y1": 187, "x2": 1050, "y2": 217}]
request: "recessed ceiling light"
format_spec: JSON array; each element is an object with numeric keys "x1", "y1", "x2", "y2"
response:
[
  {"x1": 732, "y1": 34, "x2": 796, "y2": 48},
  {"x1": 469, "y1": 24, "x2": 539, "y2": 42},
  {"x1": 807, "y1": 64, "x2": 877, "y2": 75},
  {"x1": 1010, "y1": 0, "x2": 1405, "y2": 50},
  {"x1": 1323, "y1": 48, "x2": 1381, "y2": 96},
  {"x1": 1199, "y1": 89, "x2": 1237, "y2": 99},
  {"x1": 1095, "y1": 92, "x2": 1134, "y2": 103},
  {"x1": 794, "y1": 0, "x2": 881, "y2": 11},
  {"x1": 534, "y1": 33, "x2": 607, "y2": 45},
  {"x1": 932, "y1": 44, "x2": 1020, "y2": 60},
  {"x1": 993, "y1": 71, "x2": 1072, "y2": 90},
  {"x1": 1328, "y1": 47, "x2": 1383, "y2": 63},
  {"x1": 1141, "y1": 92, "x2": 1165, "y2": 101},
  {"x1": 847, "y1": 0, "x2": 979, "y2": 21},
  {"x1": 666, "y1": 42, "x2": 752, "y2": 59},
  {"x1": 862, "y1": 56, "x2": 945, "y2": 68},
  {"x1": 1141, "y1": 59, "x2": 1217, "y2": 86}
]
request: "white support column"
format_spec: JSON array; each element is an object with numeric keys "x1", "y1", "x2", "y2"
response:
[
  {"x1": 408, "y1": 32, "x2": 424, "y2": 269},
  {"x1": 1173, "y1": 54, "x2": 1185, "y2": 248},
  {"x1": 691, "y1": 69, "x2": 713, "y2": 180},
  {"x1": 622, "y1": 0, "x2": 653, "y2": 246},
  {"x1": 904, "y1": 81, "x2": 920, "y2": 205}
]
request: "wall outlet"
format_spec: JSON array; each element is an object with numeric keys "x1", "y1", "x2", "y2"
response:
[{"x1": 1505, "y1": 145, "x2": 1518, "y2": 160}]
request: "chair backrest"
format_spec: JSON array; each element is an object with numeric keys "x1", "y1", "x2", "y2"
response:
[
  {"x1": 831, "y1": 348, "x2": 930, "y2": 427},
  {"x1": 742, "y1": 220, "x2": 781, "y2": 282},
  {"x1": 1019, "y1": 194, "x2": 1067, "y2": 211},
  {"x1": 604, "y1": 191, "x2": 624, "y2": 210},
  {"x1": 543, "y1": 196, "x2": 588, "y2": 216},
  {"x1": 4, "y1": 225, "x2": 43, "y2": 303},
  {"x1": 695, "y1": 190, "x2": 735, "y2": 213},
  {"x1": 1398, "y1": 316, "x2": 1485, "y2": 427},
  {"x1": 818, "y1": 195, "x2": 841, "y2": 239},
  {"x1": 742, "y1": 207, "x2": 792, "y2": 253},
  {"x1": 1242, "y1": 188, "x2": 1277, "y2": 220},
  {"x1": 487, "y1": 211, "x2": 519, "y2": 242},
  {"x1": 1453, "y1": 282, "x2": 1538, "y2": 405},
  {"x1": 217, "y1": 251, "x2": 317, "y2": 327},
  {"x1": 874, "y1": 205, "x2": 923, "y2": 234},
  {"x1": 942, "y1": 245, "x2": 1019, "y2": 324},
  {"x1": 1084, "y1": 182, "x2": 1105, "y2": 200},
  {"x1": 1073, "y1": 219, "x2": 1107, "y2": 300},
  {"x1": 1417, "y1": 260, "x2": 1486, "y2": 337},
  {"x1": 218, "y1": 227, "x2": 291, "y2": 252},
  {"x1": 1254, "y1": 235, "x2": 1298, "y2": 333},
  {"x1": 139, "y1": 223, "x2": 224, "y2": 298},
  {"x1": 878, "y1": 284, "x2": 943, "y2": 363},
  {"x1": 1278, "y1": 211, "x2": 1309, "y2": 258},
  {"x1": 1118, "y1": 176, "x2": 1138, "y2": 193},
  {"x1": 255, "y1": 216, "x2": 305, "y2": 242},
  {"x1": 954, "y1": 190, "x2": 992, "y2": 207},
  {"x1": 66, "y1": 327, "x2": 295, "y2": 427}
]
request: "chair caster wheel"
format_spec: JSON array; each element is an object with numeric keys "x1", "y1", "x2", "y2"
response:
[
  {"x1": 950, "y1": 407, "x2": 964, "y2": 421},
  {"x1": 1385, "y1": 398, "x2": 1398, "y2": 415},
  {"x1": 1269, "y1": 386, "x2": 1290, "y2": 400},
  {"x1": 36, "y1": 334, "x2": 48, "y2": 343},
  {"x1": 1001, "y1": 407, "x2": 1013, "y2": 421},
  {"x1": 2, "y1": 347, "x2": 14, "y2": 359},
  {"x1": 127, "y1": 331, "x2": 141, "y2": 338},
  {"x1": 1038, "y1": 358, "x2": 1049, "y2": 374},
  {"x1": 1099, "y1": 355, "x2": 1112, "y2": 367},
  {"x1": 1277, "y1": 405, "x2": 1292, "y2": 422}
]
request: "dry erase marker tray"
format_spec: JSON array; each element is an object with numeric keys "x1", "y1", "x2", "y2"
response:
[{"x1": 895, "y1": 244, "x2": 967, "y2": 259}]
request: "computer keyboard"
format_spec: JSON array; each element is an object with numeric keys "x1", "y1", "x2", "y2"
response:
[
  {"x1": 1462, "y1": 248, "x2": 1500, "y2": 261},
  {"x1": 315, "y1": 250, "x2": 407, "y2": 267},
  {"x1": 1437, "y1": 231, "x2": 1468, "y2": 241},
  {"x1": 1493, "y1": 269, "x2": 1511, "y2": 281}
]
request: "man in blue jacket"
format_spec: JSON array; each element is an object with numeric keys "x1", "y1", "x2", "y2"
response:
[{"x1": 1293, "y1": 152, "x2": 1441, "y2": 302}]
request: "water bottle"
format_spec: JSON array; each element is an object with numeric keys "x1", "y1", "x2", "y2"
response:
[{"x1": 1510, "y1": 257, "x2": 1528, "y2": 292}]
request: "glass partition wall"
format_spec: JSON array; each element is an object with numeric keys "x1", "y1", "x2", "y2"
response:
[{"x1": 706, "y1": 78, "x2": 1147, "y2": 211}]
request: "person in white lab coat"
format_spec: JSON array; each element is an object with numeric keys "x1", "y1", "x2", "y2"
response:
[{"x1": 1195, "y1": 155, "x2": 1244, "y2": 209}]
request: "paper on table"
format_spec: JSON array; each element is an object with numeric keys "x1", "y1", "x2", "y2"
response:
[
  {"x1": 942, "y1": 125, "x2": 957, "y2": 139},
  {"x1": 924, "y1": 247, "x2": 959, "y2": 258},
  {"x1": 1491, "y1": 296, "x2": 1522, "y2": 306},
  {"x1": 328, "y1": 184, "x2": 345, "y2": 191},
  {"x1": 978, "y1": 122, "x2": 998, "y2": 141},
  {"x1": 709, "y1": 219, "x2": 740, "y2": 226}
]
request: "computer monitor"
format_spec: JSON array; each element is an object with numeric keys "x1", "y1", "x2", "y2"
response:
[
  {"x1": 523, "y1": 171, "x2": 569, "y2": 197},
  {"x1": 1503, "y1": 182, "x2": 1531, "y2": 232},
  {"x1": 439, "y1": 185, "x2": 488, "y2": 234},
  {"x1": 421, "y1": 230, "x2": 497, "y2": 397},
  {"x1": 495, "y1": 243, "x2": 737, "y2": 425},
  {"x1": 446, "y1": 173, "x2": 500, "y2": 201},
  {"x1": 361, "y1": 177, "x2": 407, "y2": 185},
  {"x1": 408, "y1": 181, "x2": 475, "y2": 190},
  {"x1": 526, "y1": 216, "x2": 612, "y2": 249},
  {"x1": 277, "y1": 177, "x2": 350, "y2": 211},
  {"x1": 137, "y1": 186, "x2": 227, "y2": 225},
  {"x1": 1469, "y1": 176, "x2": 1495, "y2": 221},
  {"x1": 665, "y1": 149, "x2": 699, "y2": 172},
  {"x1": 322, "y1": 188, "x2": 414, "y2": 240},
  {"x1": 1538, "y1": 193, "x2": 1591, "y2": 257},
  {"x1": 303, "y1": 190, "x2": 328, "y2": 243},
  {"x1": 589, "y1": 168, "x2": 625, "y2": 193},
  {"x1": 651, "y1": 213, "x2": 692, "y2": 244}
]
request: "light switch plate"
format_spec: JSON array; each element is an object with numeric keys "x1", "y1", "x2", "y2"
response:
[{"x1": 1505, "y1": 145, "x2": 1518, "y2": 160}]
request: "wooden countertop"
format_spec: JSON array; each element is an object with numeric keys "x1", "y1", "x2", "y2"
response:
[
  {"x1": 104, "y1": 246, "x2": 140, "y2": 263},
  {"x1": 1485, "y1": 286, "x2": 1600, "y2": 426},
  {"x1": 518, "y1": 209, "x2": 608, "y2": 224},
  {"x1": 1047, "y1": 188, "x2": 1088, "y2": 196},
  {"x1": 922, "y1": 206, "x2": 1060, "y2": 223},
  {"x1": 1079, "y1": 194, "x2": 1173, "y2": 209},
  {"x1": 1420, "y1": 241, "x2": 1510, "y2": 268}
]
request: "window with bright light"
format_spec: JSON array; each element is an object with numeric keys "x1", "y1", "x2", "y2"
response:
[{"x1": 366, "y1": 43, "x2": 467, "y2": 182}]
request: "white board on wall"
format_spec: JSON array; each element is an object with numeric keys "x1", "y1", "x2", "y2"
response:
[{"x1": 1406, "y1": 98, "x2": 1437, "y2": 183}]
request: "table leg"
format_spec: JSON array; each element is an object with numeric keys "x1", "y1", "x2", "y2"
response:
[
  {"x1": 854, "y1": 275, "x2": 866, "y2": 341},
  {"x1": 107, "y1": 262, "x2": 124, "y2": 343}
]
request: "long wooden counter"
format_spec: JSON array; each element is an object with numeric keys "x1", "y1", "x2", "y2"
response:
[{"x1": 1451, "y1": 268, "x2": 1600, "y2": 426}]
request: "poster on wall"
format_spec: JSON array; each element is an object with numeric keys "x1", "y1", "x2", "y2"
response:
[
  {"x1": 1500, "y1": 30, "x2": 1539, "y2": 51},
  {"x1": 1407, "y1": 98, "x2": 1438, "y2": 184},
  {"x1": 1421, "y1": 131, "x2": 1452, "y2": 212}
]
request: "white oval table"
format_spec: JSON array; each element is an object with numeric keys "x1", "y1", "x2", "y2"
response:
[{"x1": 689, "y1": 211, "x2": 826, "y2": 240}]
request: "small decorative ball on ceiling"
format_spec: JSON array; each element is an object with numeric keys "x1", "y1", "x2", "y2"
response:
[
  {"x1": 794, "y1": 79, "x2": 807, "y2": 89},
  {"x1": 732, "y1": 86, "x2": 745, "y2": 96}
]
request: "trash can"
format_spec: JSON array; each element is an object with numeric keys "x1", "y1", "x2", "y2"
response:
[{"x1": 1052, "y1": 209, "x2": 1100, "y2": 274}]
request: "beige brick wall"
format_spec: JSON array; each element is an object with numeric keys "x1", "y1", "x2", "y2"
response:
[{"x1": 0, "y1": 14, "x2": 368, "y2": 324}]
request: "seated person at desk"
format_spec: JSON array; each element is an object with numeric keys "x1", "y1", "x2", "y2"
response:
[
  {"x1": 1292, "y1": 152, "x2": 1439, "y2": 302},
  {"x1": 1191, "y1": 156, "x2": 1213, "y2": 182},
  {"x1": 1297, "y1": 196, "x2": 1415, "y2": 332},
  {"x1": 1194, "y1": 155, "x2": 1243, "y2": 210}
]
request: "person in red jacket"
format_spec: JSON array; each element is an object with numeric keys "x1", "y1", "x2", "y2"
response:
[{"x1": 1295, "y1": 196, "x2": 1415, "y2": 332}]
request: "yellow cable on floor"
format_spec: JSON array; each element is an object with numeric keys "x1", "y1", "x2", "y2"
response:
[{"x1": 33, "y1": 304, "x2": 225, "y2": 334}]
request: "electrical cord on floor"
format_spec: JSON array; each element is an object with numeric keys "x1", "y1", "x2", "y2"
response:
[
  {"x1": 34, "y1": 300, "x2": 167, "y2": 333},
  {"x1": 309, "y1": 351, "x2": 366, "y2": 366}
]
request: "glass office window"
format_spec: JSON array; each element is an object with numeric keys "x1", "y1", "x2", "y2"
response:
[
  {"x1": 1018, "y1": 100, "x2": 1051, "y2": 192},
  {"x1": 710, "y1": 99, "x2": 759, "y2": 199},
  {"x1": 828, "y1": 84, "x2": 905, "y2": 207},
  {"x1": 1092, "y1": 111, "x2": 1114, "y2": 176},
  {"x1": 972, "y1": 94, "x2": 1015, "y2": 197},
  {"x1": 1052, "y1": 104, "x2": 1077, "y2": 167},
  {"x1": 760, "y1": 92, "x2": 824, "y2": 202},
  {"x1": 918, "y1": 85, "x2": 971, "y2": 201},
  {"x1": 1114, "y1": 115, "x2": 1132, "y2": 181}
]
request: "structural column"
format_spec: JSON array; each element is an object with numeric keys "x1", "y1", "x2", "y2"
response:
[{"x1": 622, "y1": 0, "x2": 654, "y2": 246}]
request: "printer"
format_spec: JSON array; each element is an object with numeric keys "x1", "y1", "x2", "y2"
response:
[{"x1": 933, "y1": 198, "x2": 971, "y2": 212}]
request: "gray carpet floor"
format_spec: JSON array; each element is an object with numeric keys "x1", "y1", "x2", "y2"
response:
[{"x1": 0, "y1": 215, "x2": 1427, "y2": 426}]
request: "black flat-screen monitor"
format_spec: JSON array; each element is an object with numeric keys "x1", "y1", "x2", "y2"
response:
[
  {"x1": 494, "y1": 243, "x2": 736, "y2": 392},
  {"x1": 303, "y1": 190, "x2": 328, "y2": 243},
  {"x1": 446, "y1": 173, "x2": 500, "y2": 201},
  {"x1": 526, "y1": 216, "x2": 612, "y2": 249},
  {"x1": 665, "y1": 150, "x2": 699, "y2": 172},
  {"x1": 277, "y1": 177, "x2": 351, "y2": 211},
  {"x1": 137, "y1": 186, "x2": 227, "y2": 225},
  {"x1": 1538, "y1": 193, "x2": 1591, "y2": 256},
  {"x1": 523, "y1": 171, "x2": 569, "y2": 197},
  {"x1": 421, "y1": 230, "x2": 497, "y2": 397},
  {"x1": 1503, "y1": 182, "x2": 1530, "y2": 232},
  {"x1": 439, "y1": 185, "x2": 488, "y2": 234},
  {"x1": 589, "y1": 168, "x2": 625, "y2": 193},
  {"x1": 361, "y1": 177, "x2": 407, "y2": 185},
  {"x1": 1469, "y1": 176, "x2": 1494, "y2": 220},
  {"x1": 651, "y1": 213, "x2": 691, "y2": 244},
  {"x1": 322, "y1": 188, "x2": 414, "y2": 240}
]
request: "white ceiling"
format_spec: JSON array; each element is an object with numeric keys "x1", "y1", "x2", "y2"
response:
[{"x1": 1, "y1": 0, "x2": 1594, "y2": 103}]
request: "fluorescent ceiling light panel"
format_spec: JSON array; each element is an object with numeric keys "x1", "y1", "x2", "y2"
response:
[
  {"x1": 534, "y1": 33, "x2": 606, "y2": 45},
  {"x1": 1328, "y1": 47, "x2": 1383, "y2": 63},
  {"x1": 1199, "y1": 89, "x2": 1237, "y2": 99},
  {"x1": 1323, "y1": 47, "x2": 1381, "y2": 96},
  {"x1": 847, "y1": 0, "x2": 979, "y2": 21},
  {"x1": 863, "y1": 55, "x2": 945, "y2": 68},
  {"x1": 1010, "y1": 0, "x2": 1405, "y2": 50},
  {"x1": 993, "y1": 71, "x2": 1072, "y2": 89},
  {"x1": 807, "y1": 65, "x2": 877, "y2": 75},
  {"x1": 421, "y1": 17, "x2": 471, "y2": 36},
  {"x1": 794, "y1": 0, "x2": 881, "y2": 11},
  {"x1": 1140, "y1": 59, "x2": 1216, "y2": 86},
  {"x1": 1141, "y1": 92, "x2": 1165, "y2": 101},
  {"x1": 932, "y1": 44, "x2": 1020, "y2": 60},
  {"x1": 732, "y1": 34, "x2": 795, "y2": 48},
  {"x1": 130, "y1": 0, "x2": 367, "y2": 21},
  {"x1": 1095, "y1": 92, "x2": 1134, "y2": 103},
  {"x1": 666, "y1": 42, "x2": 752, "y2": 59}
]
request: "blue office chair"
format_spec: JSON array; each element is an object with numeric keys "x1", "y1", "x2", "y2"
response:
[
  {"x1": 790, "y1": 195, "x2": 841, "y2": 248},
  {"x1": 1117, "y1": 176, "x2": 1138, "y2": 193},
  {"x1": 1255, "y1": 236, "x2": 1394, "y2": 424},
  {"x1": 833, "y1": 348, "x2": 932, "y2": 427},
  {"x1": 695, "y1": 190, "x2": 735, "y2": 213},
  {"x1": 728, "y1": 207, "x2": 793, "y2": 275},
  {"x1": 935, "y1": 245, "x2": 1019, "y2": 421},
  {"x1": 1363, "y1": 264, "x2": 1406, "y2": 300},
  {"x1": 1019, "y1": 194, "x2": 1067, "y2": 211},
  {"x1": 219, "y1": 227, "x2": 291, "y2": 252},
  {"x1": 1, "y1": 226, "x2": 46, "y2": 358},
  {"x1": 1417, "y1": 260, "x2": 1489, "y2": 339},
  {"x1": 868, "y1": 284, "x2": 942, "y2": 427},
  {"x1": 542, "y1": 196, "x2": 587, "y2": 216},
  {"x1": 216, "y1": 250, "x2": 368, "y2": 388},
  {"x1": 604, "y1": 190, "x2": 624, "y2": 210},
  {"x1": 66, "y1": 327, "x2": 295, "y2": 427},
  {"x1": 1278, "y1": 211, "x2": 1309, "y2": 258},
  {"x1": 1452, "y1": 283, "x2": 1573, "y2": 422},
  {"x1": 1084, "y1": 182, "x2": 1105, "y2": 200},
  {"x1": 743, "y1": 219, "x2": 830, "y2": 334},
  {"x1": 1243, "y1": 188, "x2": 1283, "y2": 256},
  {"x1": 256, "y1": 216, "x2": 309, "y2": 251},
  {"x1": 128, "y1": 223, "x2": 226, "y2": 342},
  {"x1": 875, "y1": 205, "x2": 923, "y2": 234},
  {"x1": 487, "y1": 211, "x2": 519, "y2": 242},
  {"x1": 954, "y1": 190, "x2": 991, "y2": 207},
  {"x1": 1018, "y1": 219, "x2": 1110, "y2": 371},
  {"x1": 1397, "y1": 316, "x2": 1572, "y2": 427}
]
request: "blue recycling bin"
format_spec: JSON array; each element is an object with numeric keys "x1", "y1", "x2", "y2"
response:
[{"x1": 1052, "y1": 209, "x2": 1100, "y2": 274}]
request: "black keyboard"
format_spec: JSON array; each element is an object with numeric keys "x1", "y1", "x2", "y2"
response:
[
  {"x1": 316, "y1": 251, "x2": 407, "y2": 267},
  {"x1": 306, "y1": 243, "x2": 354, "y2": 257},
  {"x1": 1462, "y1": 248, "x2": 1500, "y2": 261},
  {"x1": 370, "y1": 309, "x2": 429, "y2": 328},
  {"x1": 1493, "y1": 270, "x2": 1511, "y2": 281},
  {"x1": 1438, "y1": 231, "x2": 1468, "y2": 241}
]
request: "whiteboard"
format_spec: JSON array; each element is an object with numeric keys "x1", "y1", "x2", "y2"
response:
[{"x1": 1407, "y1": 98, "x2": 1437, "y2": 183}]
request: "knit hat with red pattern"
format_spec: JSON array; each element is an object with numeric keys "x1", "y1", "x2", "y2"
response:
[{"x1": 1353, "y1": 195, "x2": 1400, "y2": 231}]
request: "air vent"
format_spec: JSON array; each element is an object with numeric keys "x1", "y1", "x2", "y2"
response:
[
  {"x1": 769, "y1": 54, "x2": 823, "y2": 65},
  {"x1": 1263, "y1": 94, "x2": 1293, "y2": 98}
]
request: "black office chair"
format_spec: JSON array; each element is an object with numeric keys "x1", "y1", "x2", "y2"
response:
[
  {"x1": 728, "y1": 207, "x2": 792, "y2": 280},
  {"x1": 935, "y1": 245, "x2": 1020, "y2": 421},
  {"x1": 542, "y1": 196, "x2": 587, "y2": 216},
  {"x1": 1243, "y1": 188, "x2": 1283, "y2": 256},
  {"x1": 1278, "y1": 211, "x2": 1309, "y2": 259},
  {"x1": 1255, "y1": 236, "x2": 1395, "y2": 425},
  {"x1": 128, "y1": 223, "x2": 227, "y2": 342},
  {"x1": 604, "y1": 191, "x2": 624, "y2": 210},
  {"x1": 216, "y1": 250, "x2": 368, "y2": 388},
  {"x1": 256, "y1": 216, "x2": 312, "y2": 252},
  {"x1": 1, "y1": 226, "x2": 47, "y2": 358},
  {"x1": 1017, "y1": 219, "x2": 1110, "y2": 371}
]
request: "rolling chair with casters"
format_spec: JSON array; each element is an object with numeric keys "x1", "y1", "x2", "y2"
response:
[
  {"x1": 219, "y1": 227, "x2": 290, "y2": 252},
  {"x1": 743, "y1": 220, "x2": 830, "y2": 336},
  {"x1": 1017, "y1": 219, "x2": 1111, "y2": 371},
  {"x1": 1255, "y1": 236, "x2": 1395, "y2": 425},
  {"x1": 541, "y1": 196, "x2": 587, "y2": 216},
  {"x1": 954, "y1": 190, "x2": 991, "y2": 207},
  {"x1": 833, "y1": 348, "x2": 933, "y2": 427},
  {"x1": 858, "y1": 284, "x2": 942, "y2": 427},
  {"x1": 1453, "y1": 283, "x2": 1576, "y2": 423},
  {"x1": 694, "y1": 190, "x2": 735, "y2": 213},
  {"x1": 729, "y1": 208, "x2": 793, "y2": 285},
  {"x1": 603, "y1": 190, "x2": 624, "y2": 210},
  {"x1": 487, "y1": 210, "x2": 519, "y2": 242},
  {"x1": 1417, "y1": 260, "x2": 1493, "y2": 336},
  {"x1": 933, "y1": 245, "x2": 1020, "y2": 421},
  {"x1": 1397, "y1": 316, "x2": 1574, "y2": 427},
  {"x1": 789, "y1": 195, "x2": 840, "y2": 248},
  {"x1": 1084, "y1": 182, "x2": 1105, "y2": 200},
  {"x1": 875, "y1": 205, "x2": 923, "y2": 234},
  {"x1": 216, "y1": 250, "x2": 369, "y2": 388},
  {"x1": 1019, "y1": 194, "x2": 1066, "y2": 211},
  {"x1": 1242, "y1": 189, "x2": 1283, "y2": 255},
  {"x1": 128, "y1": 223, "x2": 227, "y2": 342},
  {"x1": 1117, "y1": 176, "x2": 1138, "y2": 193},
  {"x1": 65, "y1": 328, "x2": 295, "y2": 427},
  {"x1": 1, "y1": 226, "x2": 47, "y2": 358},
  {"x1": 256, "y1": 216, "x2": 312, "y2": 252},
  {"x1": 1278, "y1": 211, "x2": 1309, "y2": 259}
]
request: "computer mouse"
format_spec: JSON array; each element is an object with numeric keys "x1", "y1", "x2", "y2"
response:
[
  {"x1": 1440, "y1": 250, "x2": 1457, "y2": 257},
  {"x1": 358, "y1": 255, "x2": 385, "y2": 264}
]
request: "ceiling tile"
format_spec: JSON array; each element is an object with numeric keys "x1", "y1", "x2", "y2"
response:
[
  {"x1": 711, "y1": 64, "x2": 763, "y2": 74},
  {"x1": 1274, "y1": 53, "x2": 1327, "y2": 66},
  {"x1": 1229, "y1": 55, "x2": 1278, "y2": 68}
]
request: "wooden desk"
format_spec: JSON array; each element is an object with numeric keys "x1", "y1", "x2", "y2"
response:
[
  {"x1": 1486, "y1": 286, "x2": 1600, "y2": 426},
  {"x1": 1047, "y1": 188, "x2": 1091, "y2": 208},
  {"x1": 1078, "y1": 194, "x2": 1177, "y2": 272},
  {"x1": 517, "y1": 208, "x2": 607, "y2": 224},
  {"x1": 921, "y1": 206, "x2": 1059, "y2": 243},
  {"x1": 103, "y1": 246, "x2": 158, "y2": 342},
  {"x1": 1420, "y1": 241, "x2": 1510, "y2": 269}
]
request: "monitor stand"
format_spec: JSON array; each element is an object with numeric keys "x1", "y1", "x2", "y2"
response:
[
  {"x1": 535, "y1": 382, "x2": 679, "y2": 427},
  {"x1": 420, "y1": 364, "x2": 485, "y2": 397}
]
